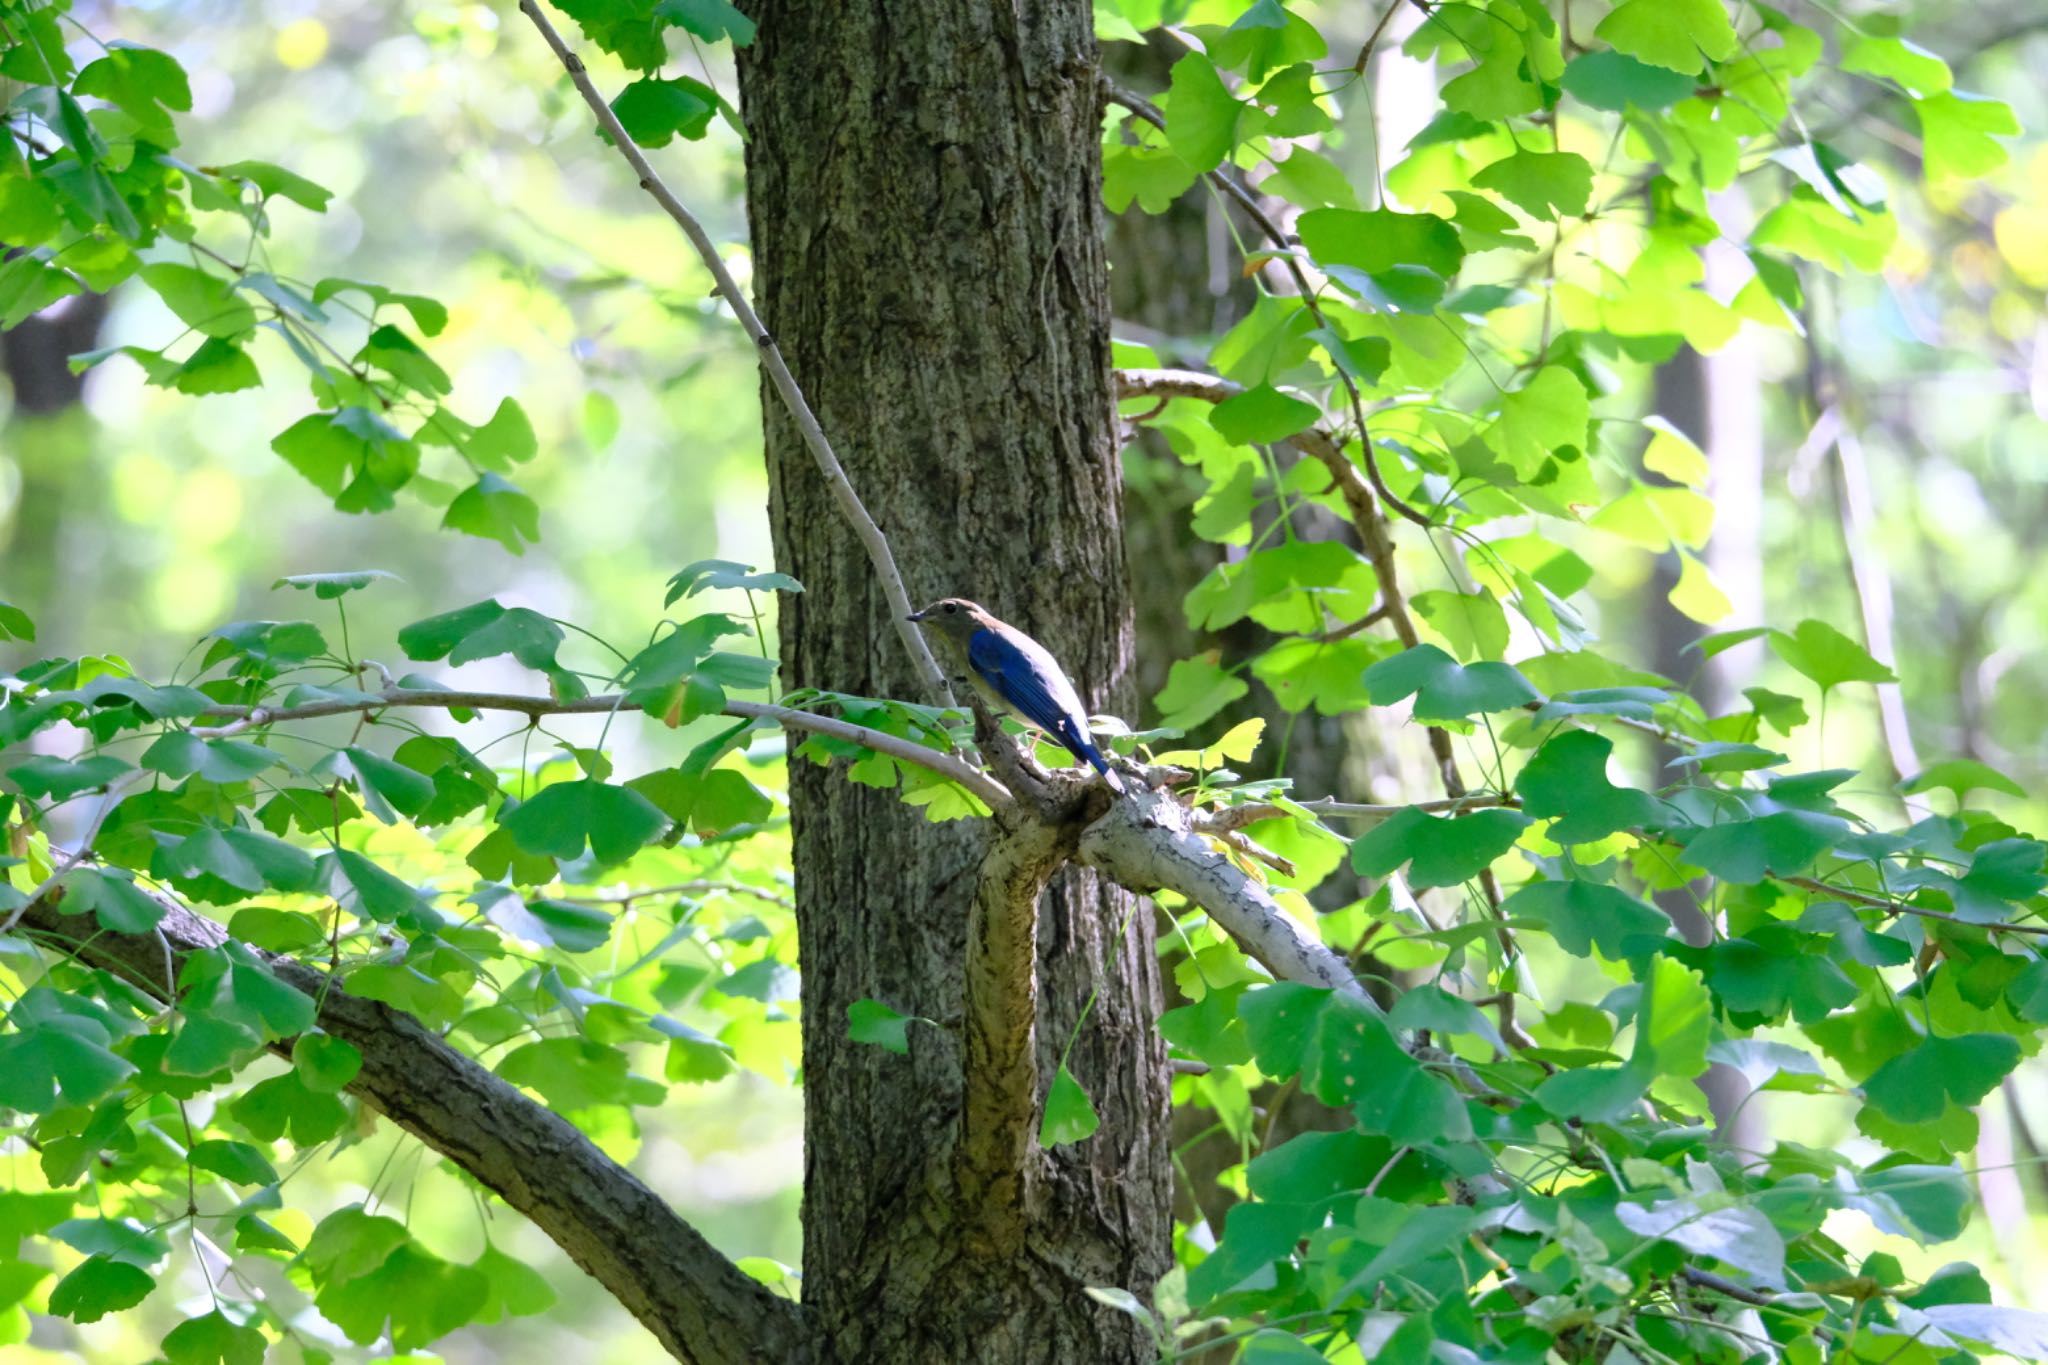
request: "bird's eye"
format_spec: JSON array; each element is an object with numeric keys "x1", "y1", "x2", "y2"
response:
[{"x1": 944, "y1": 603, "x2": 957, "y2": 614}]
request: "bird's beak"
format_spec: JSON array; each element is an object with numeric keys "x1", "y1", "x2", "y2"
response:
[{"x1": 906, "y1": 610, "x2": 926, "y2": 623}]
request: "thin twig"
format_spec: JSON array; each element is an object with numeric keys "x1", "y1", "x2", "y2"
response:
[
  {"x1": 188, "y1": 686, "x2": 1011, "y2": 809},
  {"x1": 517, "y1": 0, "x2": 953, "y2": 709},
  {"x1": 1103, "y1": 85, "x2": 1433, "y2": 531},
  {"x1": 0, "y1": 768, "x2": 149, "y2": 937},
  {"x1": 565, "y1": 880, "x2": 795, "y2": 911}
]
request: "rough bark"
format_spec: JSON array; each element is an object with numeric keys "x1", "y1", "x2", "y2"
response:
[{"x1": 736, "y1": 5, "x2": 1172, "y2": 1361}]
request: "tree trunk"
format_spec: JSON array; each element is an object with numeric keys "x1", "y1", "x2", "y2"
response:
[{"x1": 737, "y1": 6, "x2": 1172, "y2": 1361}]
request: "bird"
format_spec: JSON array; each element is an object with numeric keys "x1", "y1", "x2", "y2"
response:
[{"x1": 908, "y1": 598, "x2": 1123, "y2": 793}]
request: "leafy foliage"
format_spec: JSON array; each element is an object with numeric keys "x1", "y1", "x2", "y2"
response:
[{"x1": 3, "y1": 0, "x2": 2042, "y2": 1360}]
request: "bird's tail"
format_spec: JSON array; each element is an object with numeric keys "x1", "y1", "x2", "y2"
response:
[{"x1": 1080, "y1": 740, "x2": 1125, "y2": 793}]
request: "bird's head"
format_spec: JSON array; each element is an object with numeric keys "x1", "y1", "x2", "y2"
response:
[{"x1": 907, "y1": 597, "x2": 989, "y2": 641}]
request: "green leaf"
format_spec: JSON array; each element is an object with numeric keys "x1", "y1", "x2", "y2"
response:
[
  {"x1": 320, "y1": 848, "x2": 432, "y2": 922},
  {"x1": 1191, "y1": 0, "x2": 1326, "y2": 81},
  {"x1": 1039, "y1": 1064, "x2": 1100, "y2": 1146},
  {"x1": 627, "y1": 767, "x2": 773, "y2": 836},
  {"x1": 497, "y1": 1038, "x2": 663, "y2": 1112},
  {"x1": 1158, "y1": 984, "x2": 1253, "y2": 1067},
  {"x1": 1363, "y1": 643, "x2": 1539, "y2": 720},
  {"x1": 1298, "y1": 207, "x2": 1464, "y2": 278},
  {"x1": 292, "y1": 1034, "x2": 363, "y2": 1093},
  {"x1": 1350, "y1": 806, "x2": 1531, "y2": 890},
  {"x1": 1841, "y1": 34, "x2": 1951, "y2": 97},
  {"x1": 1594, "y1": 0, "x2": 1738, "y2": 75},
  {"x1": 1388, "y1": 984, "x2": 1504, "y2": 1053},
  {"x1": 443, "y1": 473, "x2": 541, "y2": 553},
  {"x1": 665, "y1": 559, "x2": 802, "y2": 603},
  {"x1": 318, "y1": 1235, "x2": 490, "y2": 1349},
  {"x1": 1153, "y1": 654, "x2": 1249, "y2": 731},
  {"x1": 1903, "y1": 758, "x2": 2026, "y2": 802},
  {"x1": 161, "y1": 1309, "x2": 267, "y2": 1365},
  {"x1": 47, "y1": 1256, "x2": 153, "y2": 1324},
  {"x1": 270, "y1": 407, "x2": 415, "y2": 500},
  {"x1": 1485, "y1": 366, "x2": 1590, "y2": 475},
  {"x1": 479, "y1": 887, "x2": 615, "y2": 953},
  {"x1": 1502, "y1": 879, "x2": 1667, "y2": 959},
  {"x1": 0, "y1": 994, "x2": 136, "y2": 1112},
  {"x1": 1210, "y1": 384, "x2": 1319, "y2": 445},
  {"x1": 1162, "y1": 53, "x2": 1242, "y2": 173},
  {"x1": 1471, "y1": 150, "x2": 1593, "y2": 219},
  {"x1": 0, "y1": 599, "x2": 34, "y2": 642},
  {"x1": 472, "y1": 1243, "x2": 560, "y2": 1323},
  {"x1": 334, "y1": 746, "x2": 435, "y2": 823},
  {"x1": 1534, "y1": 1058, "x2": 1652, "y2": 1122},
  {"x1": 612, "y1": 76, "x2": 717, "y2": 147},
  {"x1": 56, "y1": 868, "x2": 165, "y2": 934},
  {"x1": 1615, "y1": 1198, "x2": 1785, "y2": 1287},
  {"x1": 1768, "y1": 618, "x2": 1895, "y2": 695},
  {"x1": 847, "y1": 999, "x2": 912, "y2": 1054},
  {"x1": 140, "y1": 733, "x2": 279, "y2": 784},
  {"x1": 273, "y1": 569, "x2": 399, "y2": 599},
  {"x1": 1515, "y1": 730, "x2": 1659, "y2": 843},
  {"x1": 1102, "y1": 141, "x2": 1200, "y2": 214},
  {"x1": 1634, "y1": 954, "x2": 1710, "y2": 1078},
  {"x1": 1914, "y1": 90, "x2": 2018, "y2": 181},
  {"x1": 74, "y1": 45, "x2": 191, "y2": 134},
  {"x1": 502, "y1": 779, "x2": 671, "y2": 864},
  {"x1": 1679, "y1": 810, "x2": 1844, "y2": 884},
  {"x1": 231, "y1": 1070, "x2": 349, "y2": 1145},
  {"x1": 1862, "y1": 1033, "x2": 2021, "y2": 1124},
  {"x1": 656, "y1": 0, "x2": 756, "y2": 46},
  {"x1": 1411, "y1": 589, "x2": 1508, "y2": 663},
  {"x1": 7, "y1": 754, "x2": 134, "y2": 799},
  {"x1": 465, "y1": 397, "x2": 539, "y2": 472},
  {"x1": 1560, "y1": 50, "x2": 1697, "y2": 110},
  {"x1": 140, "y1": 263, "x2": 256, "y2": 339},
  {"x1": 311, "y1": 278, "x2": 448, "y2": 336},
  {"x1": 216, "y1": 159, "x2": 333, "y2": 210},
  {"x1": 188, "y1": 1139, "x2": 279, "y2": 1187},
  {"x1": 170, "y1": 338, "x2": 261, "y2": 394}
]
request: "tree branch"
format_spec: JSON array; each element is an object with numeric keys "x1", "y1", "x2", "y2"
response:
[
  {"x1": 186, "y1": 686, "x2": 1012, "y2": 810},
  {"x1": 956, "y1": 809, "x2": 1070, "y2": 1253},
  {"x1": 17, "y1": 885, "x2": 812, "y2": 1365},
  {"x1": 516, "y1": 0, "x2": 953, "y2": 709},
  {"x1": 1079, "y1": 788, "x2": 1367, "y2": 999}
]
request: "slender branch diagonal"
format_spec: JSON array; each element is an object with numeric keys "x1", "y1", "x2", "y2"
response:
[
  {"x1": 17, "y1": 885, "x2": 813, "y2": 1365},
  {"x1": 516, "y1": 0, "x2": 953, "y2": 708}
]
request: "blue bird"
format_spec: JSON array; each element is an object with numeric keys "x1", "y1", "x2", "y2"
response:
[{"x1": 908, "y1": 598, "x2": 1123, "y2": 793}]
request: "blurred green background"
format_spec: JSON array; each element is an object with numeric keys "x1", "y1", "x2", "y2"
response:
[{"x1": 4, "y1": 0, "x2": 2047, "y2": 1358}]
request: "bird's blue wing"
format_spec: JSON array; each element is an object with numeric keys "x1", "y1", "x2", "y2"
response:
[
  {"x1": 968, "y1": 628, "x2": 1080, "y2": 738},
  {"x1": 969, "y1": 625, "x2": 1119, "y2": 787}
]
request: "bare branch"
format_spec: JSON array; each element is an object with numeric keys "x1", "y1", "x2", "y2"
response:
[
  {"x1": 1805, "y1": 399, "x2": 1930, "y2": 820},
  {"x1": 516, "y1": 0, "x2": 953, "y2": 708},
  {"x1": 186, "y1": 686, "x2": 1012, "y2": 810},
  {"x1": 1079, "y1": 788, "x2": 1366, "y2": 999},
  {"x1": 565, "y1": 880, "x2": 795, "y2": 911},
  {"x1": 1200, "y1": 793, "x2": 1517, "y2": 832},
  {"x1": 17, "y1": 885, "x2": 813, "y2": 1365}
]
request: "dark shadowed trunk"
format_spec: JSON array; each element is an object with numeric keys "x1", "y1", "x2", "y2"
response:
[
  {"x1": 1647, "y1": 343, "x2": 1763, "y2": 1148},
  {"x1": 737, "y1": 5, "x2": 1171, "y2": 1360},
  {"x1": 0, "y1": 292, "x2": 110, "y2": 644}
]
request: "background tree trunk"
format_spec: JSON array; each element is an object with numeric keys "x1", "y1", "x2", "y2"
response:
[{"x1": 737, "y1": 6, "x2": 1172, "y2": 1360}]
